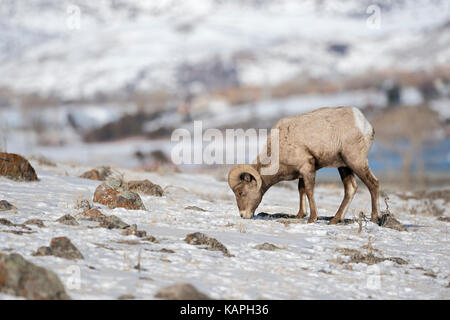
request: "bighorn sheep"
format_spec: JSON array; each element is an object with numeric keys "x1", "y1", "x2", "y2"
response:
[{"x1": 228, "y1": 107, "x2": 379, "y2": 224}]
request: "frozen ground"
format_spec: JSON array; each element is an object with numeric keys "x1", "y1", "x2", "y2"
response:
[{"x1": 0, "y1": 160, "x2": 449, "y2": 300}]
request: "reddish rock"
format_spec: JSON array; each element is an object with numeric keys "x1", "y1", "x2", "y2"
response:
[
  {"x1": 125, "y1": 180, "x2": 164, "y2": 197},
  {"x1": 79, "y1": 208, "x2": 106, "y2": 221},
  {"x1": 93, "y1": 181, "x2": 146, "y2": 210},
  {"x1": 80, "y1": 169, "x2": 101, "y2": 180},
  {"x1": 79, "y1": 167, "x2": 111, "y2": 181},
  {"x1": 0, "y1": 153, "x2": 38, "y2": 182}
]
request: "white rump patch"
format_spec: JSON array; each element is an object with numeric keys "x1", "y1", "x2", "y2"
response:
[{"x1": 352, "y1": 107, "x2": 373, "y2": 143}]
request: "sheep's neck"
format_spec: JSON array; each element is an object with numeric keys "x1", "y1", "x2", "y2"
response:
[
  {"x1": 260, "y1": 174, "x2": 284, "y2": 194},
  {"x1": 252, "y1": 163, "x2": 284, "y2": 195}
]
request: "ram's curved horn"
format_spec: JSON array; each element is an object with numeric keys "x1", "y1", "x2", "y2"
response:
[{"x1": 228, "y1": 164, "x2": 262, "y2": 191}]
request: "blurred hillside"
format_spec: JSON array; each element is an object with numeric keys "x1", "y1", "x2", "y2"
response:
[
  {"x1": 1, "y1": 0, "x2": 449, "y2": 99},
  {"x1": 0, "y1": 0, "x2": 449, "y2": 188}
]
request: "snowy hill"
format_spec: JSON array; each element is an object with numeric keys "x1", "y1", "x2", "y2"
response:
[
  {"x1": 1, "y1": 0, "x2": 449, "y2": 99},
  {"x1": 0, "y1": 161, "x2": 449, "y2": 299}
]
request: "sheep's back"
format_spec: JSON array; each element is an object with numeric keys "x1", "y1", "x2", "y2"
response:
[{"x1": 273, "y1": 107, "x2": 368, "y2": 168}]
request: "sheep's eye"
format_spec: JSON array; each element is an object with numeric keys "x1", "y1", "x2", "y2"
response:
[{"x1": 238, "y1": 191, "x2": 244, "y2": 197}]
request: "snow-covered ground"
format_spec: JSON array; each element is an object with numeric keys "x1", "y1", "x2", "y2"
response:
[{"x1": 0, "y1": 161, "x2": 448, "y2": 299}]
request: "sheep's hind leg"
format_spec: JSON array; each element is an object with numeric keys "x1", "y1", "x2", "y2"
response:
[
  {"x1": 329, "y1": 167, "x2": 357, "y2": 225},
  {"x1": 350, "y1": 163, "x2": 380, "y2": 223},
  {"x1": 296, "y1": 178, "x2": 307, "y2": 219}
]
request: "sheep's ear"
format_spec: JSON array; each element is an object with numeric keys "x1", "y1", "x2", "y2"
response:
[{"x1": 241, "y1": 173, "x2": 253, "y2": 183}]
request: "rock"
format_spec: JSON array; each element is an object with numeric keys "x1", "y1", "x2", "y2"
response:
[
  {"x1": 0, "y1": 200, "x2": 17, "y2": 212},
  {"x1": 348, "y1": 252, "x2": 386, "y2": 265},
  {"x1": 142, "y1": 235, "x2": 159, "y2": 243},
  {"x1": 80, "y1": 169, "x2": 102, "y2": 181},
  {"x1": 106, "y1": 178, "x2": 123, "y2": 189},
  {"x1": 33, "y1": 237, "x2": 84, "y2": 261},
  {"x1": 24, "y1": 219, "x2": 46, "y2": 228},
  {"x1": 0, "y1": 153, "x2": 39, "y2": 182},
  {"x1": 122, "y1": 224, "x2": 147, "y2": 237},
  {"x1": 98, "y1": 215, "x2": 130, "y2": 229},
  {"x1": 386, "y1": 257, "x2": 408, "y2": 265},
  {"x1": 93, "y1": 182, "x2": 146, "y2": 210},
  {"x1": 125, "y1": 180, "x2": 164, "y2": 197},
  {"x1": 155, "y1": 283, "x2": 210, "y2": 300},
  {"x1": 185, "y1": 232, "x2": 233, "y2": 257},
  {"x1": 79, "y1": 208, "x2": 106, "y2": 221},
  {"x1": 0, "y1": 218, "x2": 31, "y2": 230},
  {"x1": 337, "y1": 248, "x2": 408, "y2": 266},
  {"x1": 253, "y1": 243, "x2": 282, "y2": 251},
  {"x1": 0, "y1": 252, "x2": 70, "y2": 300},
  {"x1": 74, "y1": 199, "x2": 91, "y2": 211},
  {"x1": 0, "y1": 218, "x2": 14, "y2": 226},
  {"x1": 79, "y1": 167, "x2": 111, "y2": 181},
  {"x1": 34, "y1": 246, "x2": 53, "y2": 256},
  {"x1": 348, "y1": 252, "x2": 408, "y2": 265},
  {"x1": 56, "y1": 214, "x2": 79, "y2": 226},
  {"x1": 378, "y1": 214, "x2": 407, "y2": 232}
]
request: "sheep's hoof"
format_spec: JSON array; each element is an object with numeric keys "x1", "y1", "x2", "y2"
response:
[
  {"x1": 307, "y1": 217, "x2": 317, "y2": 223},
  {"x1": 370, "y1": 216, "x2": 379, "y2": 224},
  {"x1": 295, "y1": 212, "x2": 306, "y2": 219},
  {"x1": 329, "y1": 218, "x2": 340, "y2": 225}
]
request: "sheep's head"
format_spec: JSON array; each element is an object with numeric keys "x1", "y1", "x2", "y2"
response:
[{"x1": 228, "y1": 164, "x2": 263, "y2": 219}]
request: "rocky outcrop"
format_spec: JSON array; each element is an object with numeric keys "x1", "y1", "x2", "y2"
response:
[
  {"x1": 79, "y1": 167, "x2": 112, "y2": 181},
  {"x1": 378, "y1": 214, "x2": 408, "y2": 232},
  {"x1": 34, "y1": 237, "x2": 84, "y2": 261},
  {"x1": 185, "y1": 232, "x2": 233, "y2": 257},
  {"x1": 0, "y1": 200, "x2": 17, "y2": 212},
  {"x1": 125, "y1": 180, "x2": 164, "y2": 197},
  {"x1": 93, "y1": 179, "x2": 146, "y2": 210},
  {"x1": 97, "y1": 215, "x2": 130, "y2": 229},
  {"x1": 0, "y1": 252, "x2": 69, "y2": 300},
  {"x1": 56, "y1": 214, "x2": 79, "y2": 226},
  {"x1": 78, "y1": 208, "x2": 106, "y2": 221},
  {"x1": 0, "y1": 153, "x2": 38, "y2": 182}
]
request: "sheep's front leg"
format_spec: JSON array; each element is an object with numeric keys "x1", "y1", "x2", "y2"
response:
[
  {"x1": 296, "y1": 178, "x2": 307, "y2": 219},
  {"x1": 300, "y1": 167, "x2": 318, "y2": 223}
]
